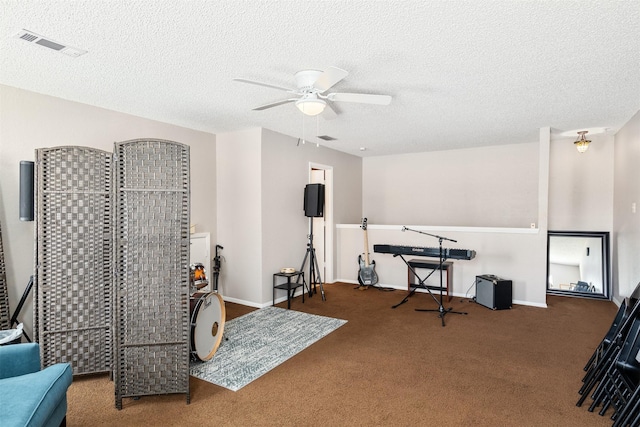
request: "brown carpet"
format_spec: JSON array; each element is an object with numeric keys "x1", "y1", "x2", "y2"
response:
[{"x1": 67, "y1": 282, "x2": 615, "y2": 426}]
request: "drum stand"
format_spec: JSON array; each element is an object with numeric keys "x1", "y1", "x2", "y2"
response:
[{"x1": 298, "y1": 219, "x2": 326, "y2": 301}]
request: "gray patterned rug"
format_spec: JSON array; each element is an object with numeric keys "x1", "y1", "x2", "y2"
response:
[{"x1": 189, "y1": 306, "x2": 347, "y2": 391}]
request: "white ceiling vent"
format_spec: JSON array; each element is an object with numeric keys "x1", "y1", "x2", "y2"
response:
[{"x1": 15, "y1": 29, "x2": 87, "y2": 57}]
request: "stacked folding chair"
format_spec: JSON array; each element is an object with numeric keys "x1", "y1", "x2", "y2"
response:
[
  {"x1": 612, "y1": 351, "x2": 640, "y2": 426},
  {"x1": 582, "y1": 299, "x2": 628, "y2": 380},
  {"x1": 578, "y1": 293, "x2": 640, "y2": 426}
]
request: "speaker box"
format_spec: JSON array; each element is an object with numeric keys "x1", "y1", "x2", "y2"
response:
[
  {"x1": 304, "y1": 183, "x2": 325, "y2": 217},
  {"x1": 19, "y1": 160, "x2": 34, "y2": 221},
  {"x1": 476, "y1": 274, "x2": 512, "y2": 310}
]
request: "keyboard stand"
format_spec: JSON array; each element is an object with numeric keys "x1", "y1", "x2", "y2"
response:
[{"x1": 391, "y1": 254, "x2": 439, "y2": 309}]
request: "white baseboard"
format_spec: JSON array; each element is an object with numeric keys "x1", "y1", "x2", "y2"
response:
[{"x1": 336, "y1": 279, "x2": 548, "y2": 308}]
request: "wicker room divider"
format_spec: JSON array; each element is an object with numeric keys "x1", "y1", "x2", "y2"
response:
[
  {"x1": 0, "y1": 221, "x2": 10, "y2": 330},
  {"x1": 114, "y1": 139, "x2": 190, "y2": 408},
  {"x1": 34, "y1": 147, "x2": 113, "y2": 374},
  {"x1": 33, "y1": 140, "x2": 190, "y2": 408}
]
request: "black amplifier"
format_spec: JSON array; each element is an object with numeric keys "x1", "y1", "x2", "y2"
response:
[{"x1": 476, "y1": 275, "x2": 512, "y2": 310}]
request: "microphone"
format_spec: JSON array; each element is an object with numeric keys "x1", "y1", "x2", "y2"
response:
[{"x1": 401, "y1": 226, "x2": 407, "y2": 232}]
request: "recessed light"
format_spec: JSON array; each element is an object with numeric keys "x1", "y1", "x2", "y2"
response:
[{"x1": 359, "y1": 147, "x2": 366, "y2": 151}]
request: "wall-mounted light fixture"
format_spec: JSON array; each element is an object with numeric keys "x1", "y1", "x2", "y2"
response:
[{"x1": 574, "y1": 130, "x2": 591, "y2": 153}]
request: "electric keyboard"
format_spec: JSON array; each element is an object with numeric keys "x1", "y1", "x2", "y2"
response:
[{"x1": 373, "y1": 244, "x2": 476, "y2": 260}]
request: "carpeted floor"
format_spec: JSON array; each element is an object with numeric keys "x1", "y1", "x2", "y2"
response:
[
  {"x1": 67, "y1": 282, "x2": 615, "y2": 426},
  {"x1": 190, "y1": 306, "x2": 346, "y2": 391}
]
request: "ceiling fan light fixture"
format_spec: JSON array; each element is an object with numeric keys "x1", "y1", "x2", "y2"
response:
[
  {"x1": 295, "y1": 96, "x2": 326, "y2": 116},
  {"x1": 574, "y1": 130, "x2": 591, "y2": 153}
]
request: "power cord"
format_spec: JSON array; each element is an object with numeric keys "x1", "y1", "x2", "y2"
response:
[{"x1": 460, "y1": 278, "x2": 477, "y2": 303}]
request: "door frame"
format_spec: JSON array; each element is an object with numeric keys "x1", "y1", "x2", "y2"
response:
[{"x1": 309, "y1": 162, "x2": 334, "y2": 283}]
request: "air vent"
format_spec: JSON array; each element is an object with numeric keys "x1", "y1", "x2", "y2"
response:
[
  {"x1": 14, "y1": 29, "x2": 87, "y2": 57},
  {"x1": 317, "y1": 135, "x2": 337, "y2": 141}
]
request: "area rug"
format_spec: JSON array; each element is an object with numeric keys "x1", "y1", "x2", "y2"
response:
[{"x1": 189, "y1": 306, "x2": 347, "y2": 391}]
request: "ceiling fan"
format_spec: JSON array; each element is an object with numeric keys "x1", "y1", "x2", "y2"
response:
[{"x1": 233, "y1": 66, "x2": 391, "y2": 118}]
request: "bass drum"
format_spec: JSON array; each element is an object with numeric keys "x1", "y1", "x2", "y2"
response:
[{"x1": 190, "y1": 292, "x2": 225, "y2": 361}]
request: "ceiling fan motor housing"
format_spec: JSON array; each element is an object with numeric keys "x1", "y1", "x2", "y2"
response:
[{"x1": 294, "y1": 69, "x2": 323, "y2": 92}]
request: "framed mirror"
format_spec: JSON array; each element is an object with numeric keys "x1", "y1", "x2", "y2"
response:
[{"x1": 546, "y1": 231, "x2": 610, "y2": 300}]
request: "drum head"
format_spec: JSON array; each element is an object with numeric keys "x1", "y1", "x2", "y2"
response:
[{"x1": 191, "y1": 292, "x2": 226, "y2": 361}]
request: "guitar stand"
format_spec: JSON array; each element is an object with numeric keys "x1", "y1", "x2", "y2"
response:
[
  {"x1": 212, "y1": 244, "x2": 223, "y2": 292},
  {"x1": 297, "y1": 218, "x2": 326, "y2": 301},
  {"x1": 10, "y1": 275, "x2": 34, "y2": 342},
  {"x1": 211, "y1": 244, "x2": 229, "y2": 342}
]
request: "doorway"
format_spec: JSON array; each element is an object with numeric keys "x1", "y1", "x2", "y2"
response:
[{"x1": 310, "y1": 163, "x2": 333, "y2": 283}]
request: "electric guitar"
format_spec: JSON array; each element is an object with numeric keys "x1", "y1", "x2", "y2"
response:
[{"x1": 358, "y1": 218, "x2": 378, "y2": 286}]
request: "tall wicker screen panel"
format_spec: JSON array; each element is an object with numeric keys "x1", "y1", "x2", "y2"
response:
[
  {"x1": 0, "y1": 221, "x2": 10, "y2": 330},
  {"x1": 34, "y1": 147, "x2": 113, "y2": 374},
  {"x1": 114, "y1": 139, "x2": 190, "y2": 409}
]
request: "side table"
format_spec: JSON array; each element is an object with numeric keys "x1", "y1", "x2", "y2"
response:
[{"x1": 273, "y1": 271, "x2": 305, "y2": 309}]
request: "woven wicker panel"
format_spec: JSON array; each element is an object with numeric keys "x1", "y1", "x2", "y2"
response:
[
  {"x1": 114, "y1": 139, "x2": 190, "y2": 409},
  {"x1": 0, "y1": 221, "x2": 10, "y2": 330},
  {"x1": 35, "y1": 146, "x2": 113, "y2": 375}
]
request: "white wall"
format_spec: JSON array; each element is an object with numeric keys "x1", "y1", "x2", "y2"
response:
[
  {"x1": 613, "y1": 110, "x2": 640, "y2": 300},
  {"x1": 217, "y1": 128, "x2": 362, "y2": 307},
  {"x1": 351, "y1": 126, "x2": 622, "y2": 307},
  {"x1": 2, "y1": 84, "x2": 635, "y2": 322},
  {"x1": 0, "y1": 85, "x2": 216, "y2": 338},
  {"x1": 215, "y1": 128, "x2": 263, "y2": 303},
  {"x1": 362, "y1": 143, "x2": 539, "y2": 228},
  {"x1": 356, "y1": 141, "x2": 548, "y2": 307},
  {"x1": 549, "y1": 133, "x2": 614, "y2": 231},
  {"x1": 337, "y1": 225, "x2": 546, "y2": 306},
  {"x1": 549, "y1": 263, "x2": 580, "y2": 287}
]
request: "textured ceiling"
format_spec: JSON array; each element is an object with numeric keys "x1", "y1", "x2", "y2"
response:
[{"x1": 1, "y1": 1, "x2": 639, "y2": 157}]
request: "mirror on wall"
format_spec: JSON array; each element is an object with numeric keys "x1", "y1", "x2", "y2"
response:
[{"x1": 546, "y1": 231, "x2": 610, "y2": 299}]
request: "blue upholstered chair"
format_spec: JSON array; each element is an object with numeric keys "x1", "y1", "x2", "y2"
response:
[{"x1": 0, "y1": 343, "x2": 72, "y2": 427}]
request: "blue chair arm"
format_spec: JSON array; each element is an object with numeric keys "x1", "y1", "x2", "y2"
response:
[{"x1": 0, "y1": 342, "x2": 41, "y2": 379}]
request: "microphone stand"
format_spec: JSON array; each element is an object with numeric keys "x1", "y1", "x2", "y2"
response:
[{"x1": 403, "y1": 227, "x2": 467, "y2": 327}]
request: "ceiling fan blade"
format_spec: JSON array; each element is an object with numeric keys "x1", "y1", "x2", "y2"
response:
[
  {"x1": 328, "y1": 92, "x2": 392, "y2": 105},
  {"x1": 252, "y1": 99, "x2": 297, "y2": 111},
  {"x1": 313, "y1": 66, "x2": 349, "y2": 93},
  {"x1": 233, "y1": 78, "x2": 295, "y2": 92},
  {"x1": 322, "y1": 102, "x2": 338, "y2": 120}
]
